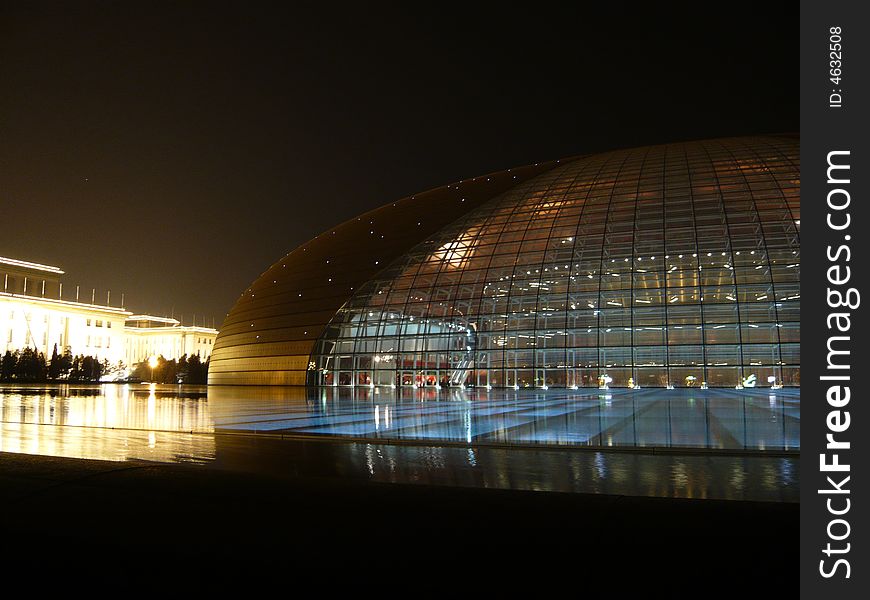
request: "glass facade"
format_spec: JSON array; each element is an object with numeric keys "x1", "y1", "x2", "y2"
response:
[
  {"x1": 209, "y1": 158, "x2": 561, "y2": 385},
  {"x1": 312, "y1": 136, "x2": 799, "y2": 389}
]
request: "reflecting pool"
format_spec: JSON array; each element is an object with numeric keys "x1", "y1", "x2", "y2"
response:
[
  {"x1": 0, "y1": 384, "x2": 800, "y2": 501},
  {"x1": 208, "y1": 386, "x2": 799, "y2": 451},
  {"x1": 0, "y1": 383, "x2": 214, "y2": 463}
]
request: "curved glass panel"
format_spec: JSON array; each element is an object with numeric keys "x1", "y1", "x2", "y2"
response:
[
  {"x1": 313, "y1": 136, "x2": 799, "y2": 388},
  {"x1": 209, "y1": 159, "x2": 562, "y2": 385}
]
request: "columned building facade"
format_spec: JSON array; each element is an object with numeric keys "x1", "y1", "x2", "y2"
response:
[{"x1": 1, "y1": 256, "x2": 217, "y2": 366}]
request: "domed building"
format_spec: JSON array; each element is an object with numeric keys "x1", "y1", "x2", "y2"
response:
[{"x1": 210, "y1": 135, "x2": 799, "y2": 389}]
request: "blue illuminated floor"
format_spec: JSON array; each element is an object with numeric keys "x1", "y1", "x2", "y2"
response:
[{"x1": 209, "y1": 387, "x2": 800, "y2": 452}]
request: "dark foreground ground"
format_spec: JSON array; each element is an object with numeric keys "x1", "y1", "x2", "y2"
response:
[{"x1": 0, "y1": 449, "x2": 797, "y2": 592}]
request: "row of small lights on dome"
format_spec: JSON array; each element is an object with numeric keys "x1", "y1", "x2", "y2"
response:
[
  {"x1": 420, "y1": 244, "x2": 795, "y2": 268},
  {"x1": 368, "y1": 276, "x2": 795, "y2": 303},
  {"x1": 240, "y1": 186, "x2": 796, "y2": 336},
  {"x1": 420, "y1": 261, "x2": 795, "y2": 282},
  {"x1": 327, "y1": 347, "x2": 792, "y2": 363},
  {"x1": 328, "y1": 340, "x2": 792, "y2": 354},
  {"x1": 334, "y1": 310, "x2": 790, "y2": 334},
  {"x1": 251, "y1": 250, "x2": 799, "y2": 298},
  {"x1": 332, "y1": 320, "x2": 788, "y2": 337},
  {"x1": 254, "y1": 253, "x2": 794, "y2": 305},
  {"x1": 342, "y1": 292, "x2": 795, "y2": 324}
]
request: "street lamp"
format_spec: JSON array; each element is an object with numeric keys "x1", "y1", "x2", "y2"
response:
[{"x1": 148, "y1": 355, "x2": 158, "y2": 383}]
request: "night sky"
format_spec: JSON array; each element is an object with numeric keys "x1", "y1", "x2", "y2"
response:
[{"x1": 0, "y1": 2, "x2": 798, "y2": 327}]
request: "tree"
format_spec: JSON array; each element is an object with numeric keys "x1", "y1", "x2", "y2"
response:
[
  {"x1": 57, "y1": 347, "x2": 73, "y2": 379},
  {"x1": 48, "y1": 344, "x2": 61, "y2": 380},
  {"x1": 159, "y1": 357, "x2": 178, "y2": 383},
  {"x1": 102, "y1": 360, "x2": 127, "y2": 381},
  {"x1": 70, "y1": 355, "x2": 83, "y2": 381},
  {"x1": 187, "y1": 353, "x2": 206, "y2": 384},
  {"x1": 131, "y1": 354, "x2": 209, "y2": 385},
  {"x1": 1, "y1": 350, "x2": 17, "y2": 381},
  {"x1": 68, "y1": 354, "x2": 103, "y2": 382},
  {"x1": 177, "y1": 354, "x2": 189, "y2": 382},
  {"x1": 132, "y1": 360, "x2": 150, "y2": 382},
  {"x1": 81, "y1": 355, "x2": 102, "y2": 381},
  {"x1": 15, "y1": 347, "x2": 47, "y2": 382}
]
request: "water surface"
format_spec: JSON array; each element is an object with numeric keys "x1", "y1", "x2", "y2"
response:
[{"x1": 0, "y1": 383, "x2": 800, "y2": 501}]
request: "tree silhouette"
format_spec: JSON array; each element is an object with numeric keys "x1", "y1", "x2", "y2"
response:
[
  {"x1": 48, "y1": 344, "x2": 61, "y2": 379},
  {"x1": 1, "y1": 350, "x2": 17, "y2": 381}
]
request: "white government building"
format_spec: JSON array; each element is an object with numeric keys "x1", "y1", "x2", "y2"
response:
[{"x1": 1, "y1": 255, "x2": 218, "y2": 366}]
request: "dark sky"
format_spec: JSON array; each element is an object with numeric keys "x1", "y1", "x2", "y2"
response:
[{"x1": 0, "y1": 2, "x2": 798, "y2": 327}]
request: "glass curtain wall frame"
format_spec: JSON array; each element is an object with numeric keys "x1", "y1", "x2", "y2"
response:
[{"x1": 313, "y1": 136, "x2": 800, "y2": 389}]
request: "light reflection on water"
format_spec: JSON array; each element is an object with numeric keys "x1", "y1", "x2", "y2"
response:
[
  {"x1": 0, "y1": 384, "x2": 801, "y2": 454},
  {"x1": 207, "y1": 385, "x2": 800, "y2": 451},
  {"x1": 0, "y1": 383, "x2": 800, "y2": 501},
  {"x1": 0, "y1": 383, "x2": 211, "y2": 431},
  {"x1": 0, "y1": 383, "x2": 214, "y2": 463},
  {"x1": 334, "y1": 442, "x2": 798, "y2": 501}
]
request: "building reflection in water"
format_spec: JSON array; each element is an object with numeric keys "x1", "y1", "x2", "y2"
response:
[
  {"x1": 0, "y1": 384, "x2": 799, "y2": 501},
  {"x1": 208, "y1": 385, "x2": 800, "y2": 451},
  {"x1": 208, "y1": 433, "x2": 798, "y2": 501},
  {"x1": 348, "y1": 443, "x2": 799, "y2": 501},
  {"x1": 0, "y1": 383, "x2": 214, "y2": 462}
]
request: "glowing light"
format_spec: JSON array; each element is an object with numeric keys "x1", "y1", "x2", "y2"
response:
[{"x1": 433, "y1": 229, "x2": 478, "y2": 269}]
